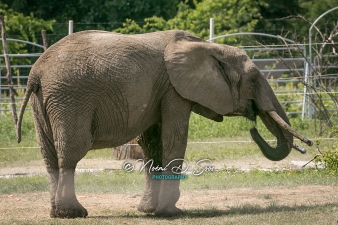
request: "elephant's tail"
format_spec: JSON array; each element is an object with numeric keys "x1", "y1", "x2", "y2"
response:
[{"x1": 16, "y1": 79, "x2": 37, "y2": 143}]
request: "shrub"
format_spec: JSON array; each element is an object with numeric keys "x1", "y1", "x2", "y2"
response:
[{"x1": 315, "y1": 126, "x2": 338, "y2": 174}]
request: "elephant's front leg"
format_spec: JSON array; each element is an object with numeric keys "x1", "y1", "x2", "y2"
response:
[
  {"x1": 137, "y1": 170, "x2": 162, "y2": 212},
  {"x1": 137, "y1": 124, "x2": 163, "y2": 213},
  {"x1": 155, "y1": 87, "x2": 191, "y2": 216}
]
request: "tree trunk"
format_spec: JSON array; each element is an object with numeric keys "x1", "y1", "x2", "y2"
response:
[{"x1": 113, "y1": 138, "x2": 143, "y2": 160}]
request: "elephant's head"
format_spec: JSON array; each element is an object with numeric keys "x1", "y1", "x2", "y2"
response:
[{"x1": 164, "y1": 35, "x2": 312, "y2": 161}]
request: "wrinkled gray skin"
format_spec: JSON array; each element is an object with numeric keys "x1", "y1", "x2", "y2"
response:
[{"x1": 17, "y1": 30, "x2": 294, "y2": 218}]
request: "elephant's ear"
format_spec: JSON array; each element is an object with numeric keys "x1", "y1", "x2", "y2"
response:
[{"x1": 164, "y1": 40, "x2": 234, "y2": 115}]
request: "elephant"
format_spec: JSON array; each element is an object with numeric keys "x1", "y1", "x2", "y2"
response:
[{"x1": 16, "y1": 30, "x2": 313, "y2": 218}]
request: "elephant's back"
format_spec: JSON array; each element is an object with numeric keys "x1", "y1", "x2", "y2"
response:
[
  {"x1": 38, "y1": 30, "x2": 185, "y2": 59},
  {"x1": 31, "y1": 30, "x2": 185, "y2": 81},
  {"x1": 30, "y1": 29, "x2": 179, "y2": 108},
  {"x1": 28, "y1": 30, "x2": 197, "y2": 105},
  {"x1": 36, "y1": 30, "x2": 198, "y2": 66}
]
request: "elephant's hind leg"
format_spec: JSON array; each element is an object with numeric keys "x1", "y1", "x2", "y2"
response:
[
  {"x1": 38, "y1": 137, "x2": 59, "y2": 218},
  {"x1": 33, "y1": 117, "x2": 59, "y2": 217},
  {"x1": 137, "y1": 124, "x2": 163, "y2": 213},
  {"x1": 53, "y1": 121, "x2": 92, "y2": 218}
]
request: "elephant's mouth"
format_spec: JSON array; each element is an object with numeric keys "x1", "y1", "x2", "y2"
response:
[{"x1": 226, "y1": 100, "x2": 257, "y2": 122}]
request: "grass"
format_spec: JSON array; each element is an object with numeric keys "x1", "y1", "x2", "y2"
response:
[
  {"x1": 185, "y1": 140, "x2": 259, "y2": 161},
  {"x1": 1, "y1": 169, "x2": 337, "y2": 195}
]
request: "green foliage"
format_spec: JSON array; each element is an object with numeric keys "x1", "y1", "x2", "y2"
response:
[
  {"x1": 5, "y1": 0, "x2": 337, "y2": 44},
  {"x1": 114, "y1": 0, "x2": 268, "y2": 45},
  {"x1": 318, "y1": 147, "x2": 338, "y2": 174},
  {"x1": 2, "y1": 0, "x2": 180, "y2": 30},
  {"x1": 315, "y1": 125, "x2": 338, "y2": 174},
  {"x1": 0, "y1": 3, "x2": 54, "y2": 44},
  {"x1": 255, "y1": 0, "x2": 305, "y2": 35},
  {"x1": 114, "y1": 16, "x2": 169, "y2": 34},
  {"x1": 142, "y1": 17, "x2": 170, "y2": 33},
  {"x1": 170, "y1": 0, "x2": 267, "y2": 42},
  {"x1": 113, "y1": 19, "x2": 143, "y2": 34},
  {"x1": 166, "y1": 2, "x2": 193, "y2": 32},
  {"x1": 301, "y1": 0, "x2": 338, "y2": 28},
  {"x1": 0, "y1": 3, "x2": 54, "y2": 74}
]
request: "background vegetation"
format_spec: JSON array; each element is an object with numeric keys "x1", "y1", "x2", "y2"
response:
[
  {"x1": 1, "y1": 0, "x2": 337, "y2": 172},
  {"x1": 0, "y1": 3, "x2": 337, "y2": 224},
  {"x1": 2, "y1": 0, "x2": 338, "y2": 43}
]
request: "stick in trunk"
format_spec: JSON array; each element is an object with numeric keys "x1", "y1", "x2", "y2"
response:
[{"x1": 268, "y1": 111, "x2": 313, "y2": 146}]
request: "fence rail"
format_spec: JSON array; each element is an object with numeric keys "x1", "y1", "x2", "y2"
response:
[
  {"x1": 0, "y1": 38, "x2": 43, "y2": 117},
  {"x1": 1, "y1": 31, "x2": 337, "y2": 118}
]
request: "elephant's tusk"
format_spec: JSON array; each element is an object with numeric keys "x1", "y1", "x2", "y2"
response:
[{"x1": 268, "y1": 111, "x2": 313, "y2": 147}]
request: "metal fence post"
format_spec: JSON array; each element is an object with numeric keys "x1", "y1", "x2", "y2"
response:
[
  {"x1": 209, "y1": 18, "x2": 214, "y2": 42},
  {"x1": 68, "y1": 20, "x2": 74, "y2": 35}
]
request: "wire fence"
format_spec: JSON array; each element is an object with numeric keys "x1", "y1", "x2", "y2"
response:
[
  {"x1": 0, "y1": 137, "x2": 336, "y2": 150},
  {"x1": 1, "y1": 24, "x2": 338, "y2": 118}
]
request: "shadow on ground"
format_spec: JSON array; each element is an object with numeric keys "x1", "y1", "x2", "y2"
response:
[{"x1": 89, "y1": 202, "x2": 338, "y2": 220}]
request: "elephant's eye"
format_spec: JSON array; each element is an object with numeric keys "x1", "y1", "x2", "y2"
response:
[{"x1": 248, "y1": 65, "x2": 258, "y2": 76}]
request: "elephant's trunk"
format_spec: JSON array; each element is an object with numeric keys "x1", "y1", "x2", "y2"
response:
[
  {"x1": 250, "y1": 125, "x2": 290, "y2": 161},
  {"x1": 250, "y1": 110, "x2": 313, "y2": 161},
  {"x1": 249, "y1": 73, "x2": 313, "y2": 161}
]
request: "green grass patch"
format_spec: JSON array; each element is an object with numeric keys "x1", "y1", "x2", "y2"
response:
[
  {"x1": 0, "y1": 174, "x2": 49, "y2": 194},
  {"x1": 181, "y1": 168, "x2": 338, "y2": 190},
  {"x1": 75, "y1": 170, "x2": 144, "y2": 194},
  {"x1": 0, "y1": 110, "x2": 36, "y2": 147},
  {"x1": 0, "y1": 147, "x2": 42, "y2": 168},
  {"x1": 83, "y1": 148, "x2": 114, "y2": 159},
  {"x1": 185, "y1": 140, "x2": 259, "y2": 161},
  {"x1": 1, "y1": 169, "x2": 337, "y2": 195}
]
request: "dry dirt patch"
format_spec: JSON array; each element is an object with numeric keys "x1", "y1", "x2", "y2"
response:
[{"x1": 0, "y1": 185, "x2": 337, "y2": 220}]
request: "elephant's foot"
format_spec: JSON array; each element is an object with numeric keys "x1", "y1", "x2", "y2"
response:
[
  {"x1": 155, "y1": 205, "x2": 183, "y2": 217},
  {"x1": 53, "y1": 203, "x2": 88, "y2": 218},
  {"x1": 137, "y1": 197, "x2": 158, "y2": 213},
  {"x1": 50, "y1": 206, "x2": 57, "y2": 218}
]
